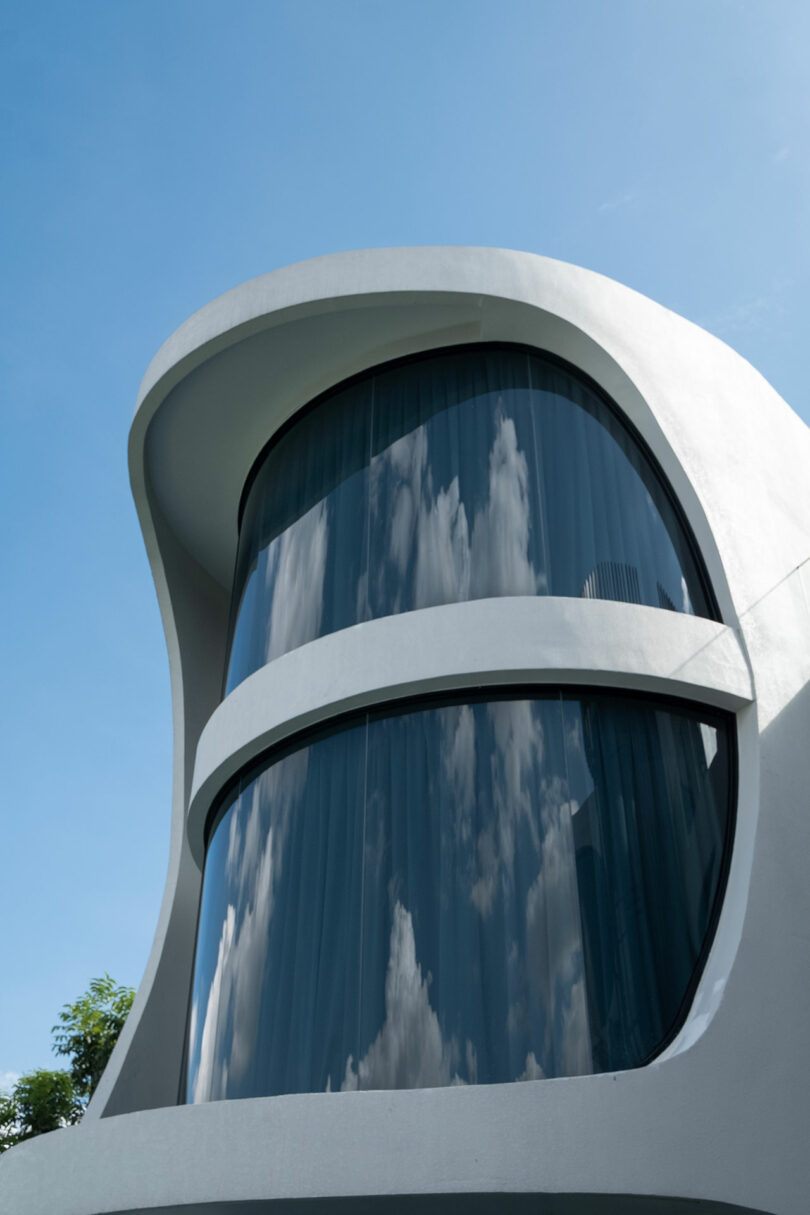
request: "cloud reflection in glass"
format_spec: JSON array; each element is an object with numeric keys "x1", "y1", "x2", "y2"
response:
[
  {"x1": 224, "y1": 348, "x2": 714, "y2": 695},
  {"x1": 186, "y1": 693, "x2": 730, "y2": 1102}
]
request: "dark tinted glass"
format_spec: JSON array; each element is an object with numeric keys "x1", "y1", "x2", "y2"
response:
[
  {"x1": 224, "y1": 348, "x2": 713, "y2": 694},
  {"x1": 186, "y1": 692, "x2": 731, "y2": 1101}
]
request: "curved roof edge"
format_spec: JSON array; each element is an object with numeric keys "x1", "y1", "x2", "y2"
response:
[{"x1": 135, "y1": 247, "x2": 615, "y2": 416}]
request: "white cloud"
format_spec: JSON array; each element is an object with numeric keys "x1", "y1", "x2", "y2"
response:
[
  {"x1": 517, "y1": 1051, "x2": 545, "y2": 1081},
  {"x1": 561, "y1": 710, "x2": 592, "y2": 813},
  {"x1": 414, "y1": 476, "x2": 471, "y2": 608},
  {"x1": 263, "y1": 499, "x2": 329, "y2": 661},
  {"x1": 597, "y1": 190, "x2": 638, "y2": 214},
  {"x1": 465, "y1": 1039, "x2": 478, "y2": 1085},
  {"x1": 386, "y1": 428, "x2": 427, "y2": 577},
  {"x1": 700, "y1": 722, "x2": 718, "y2": 767},
  {"x1": 387, "y1": 425, "x2": 428, "y2": 484},
  {"x1": 440, "y1": 703, "x2": 477, "y2": 844},
  {"x1": 700, "y1": 279, "x2": 791, "y2": 340},
  {"x1": 191, "y1": 903, "x2": 235, "y2": 1102},
  {"x1": 189, "y1": 750, "x2": 308, "y2": 1102},
  {"x1": 471, "y1": 699, "x2": 544, "y2": 917},
  {"x1": 341, "y1": 902, "x2": 462, "y2": 1091},
  {"x1": 382, "y1": 426, "x2": 472, "y2": 611},
  {"x1": 680, "y1": 574, "x2": 693, "y2": 615},
  {"x1": 490, "y1": 699, "x2": 544, "y2": 829},
  {"x1": 559, "y1": 976, "x2": 592, "y2": 1077},
  {"x1": 464, "y1": 706, "x2": 593, "y2": 1077},
  {"x1": 524, "y1": 793, "x2": 593, "y2": 1078},
  {"x1": 376, "y1": 409, "x2": 543, "y2": 614},
  {"x1": 0, "y1": 1071, "x2": 19, "y2": 1094},
  {"x1": 470, "y1": 412, "x2": 539, "y2": 600},
  {"x1": 222, "y1": 823, "x2": 278, "y2": 1085}
]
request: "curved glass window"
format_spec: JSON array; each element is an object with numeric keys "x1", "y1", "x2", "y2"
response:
[
  {"x1": 224, "y1": 347, "x2": 715, "y2": 694},
  {"x1": 186, "y1": 692, "x2": 731, "y2": 1101}
]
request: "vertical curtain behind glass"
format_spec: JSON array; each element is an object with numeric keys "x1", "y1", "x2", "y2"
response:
[
  {"x1": 185, "y1": 694, "x2": 729, "y2": 1101},
  {"x1": 224, "y1": 350, "x2": 712, "y2": 694}
]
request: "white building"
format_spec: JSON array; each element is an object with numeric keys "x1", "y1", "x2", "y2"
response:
[{"x1": 3, "y1": 248, "x2": 810, "y2": 1215}]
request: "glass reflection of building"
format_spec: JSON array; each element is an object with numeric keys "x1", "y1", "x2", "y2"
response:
[{"x1": 6, "y1": 249, "x2": 808, "y2": 1215}]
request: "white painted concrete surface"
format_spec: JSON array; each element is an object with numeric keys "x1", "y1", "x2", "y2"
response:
[
  {"x1": 187, "y1": 598, "x2": 752, "y2": 864},
  {"x1": 4, "y1": 249, "x2": 809, "y2": 1215}
]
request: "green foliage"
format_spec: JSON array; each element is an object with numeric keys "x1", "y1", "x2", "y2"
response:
[
  {"x1": 0, "y1": 975, "x2": 134, "y2": 1155},
  {"x1": 0, "y1": 1091, "x2": 19, "y2": 1154},
  {"x1": 53, "y1": 974, "x2": 135, "y2": 1103},
  {"x1": 0, "y1": 1069, "x2": 80, "y2": 1150}
]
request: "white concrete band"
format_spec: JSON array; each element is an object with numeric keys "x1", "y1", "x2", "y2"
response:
[
  {"x1": 187, "y1": 598, "x2": 752, "y2": 864},
  {"x1": 0, "y1": 1077, "x2": 775, "y2": 1215}
]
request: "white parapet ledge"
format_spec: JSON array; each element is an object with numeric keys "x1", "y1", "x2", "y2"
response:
[
  {"x1": 0, "y1": 1063, "x2": 778, "y2": 1215},
  {"x1": 187, "y1": 596, "x2": 752, "y2": 863}
]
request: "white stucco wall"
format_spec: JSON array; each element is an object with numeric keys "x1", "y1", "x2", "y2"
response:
[{"x1": 3, "y1": 249, "x2": 808, "y2": 1215}]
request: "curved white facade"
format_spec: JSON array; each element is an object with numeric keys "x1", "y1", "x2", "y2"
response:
[{"x1": 3, "y1": 248, "x2": 809, "y2": 1214}]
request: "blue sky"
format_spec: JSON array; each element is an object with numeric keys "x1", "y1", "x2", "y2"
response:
[{"x1": 1, "y1": 0, "x2": 808, "y2": 1084}]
